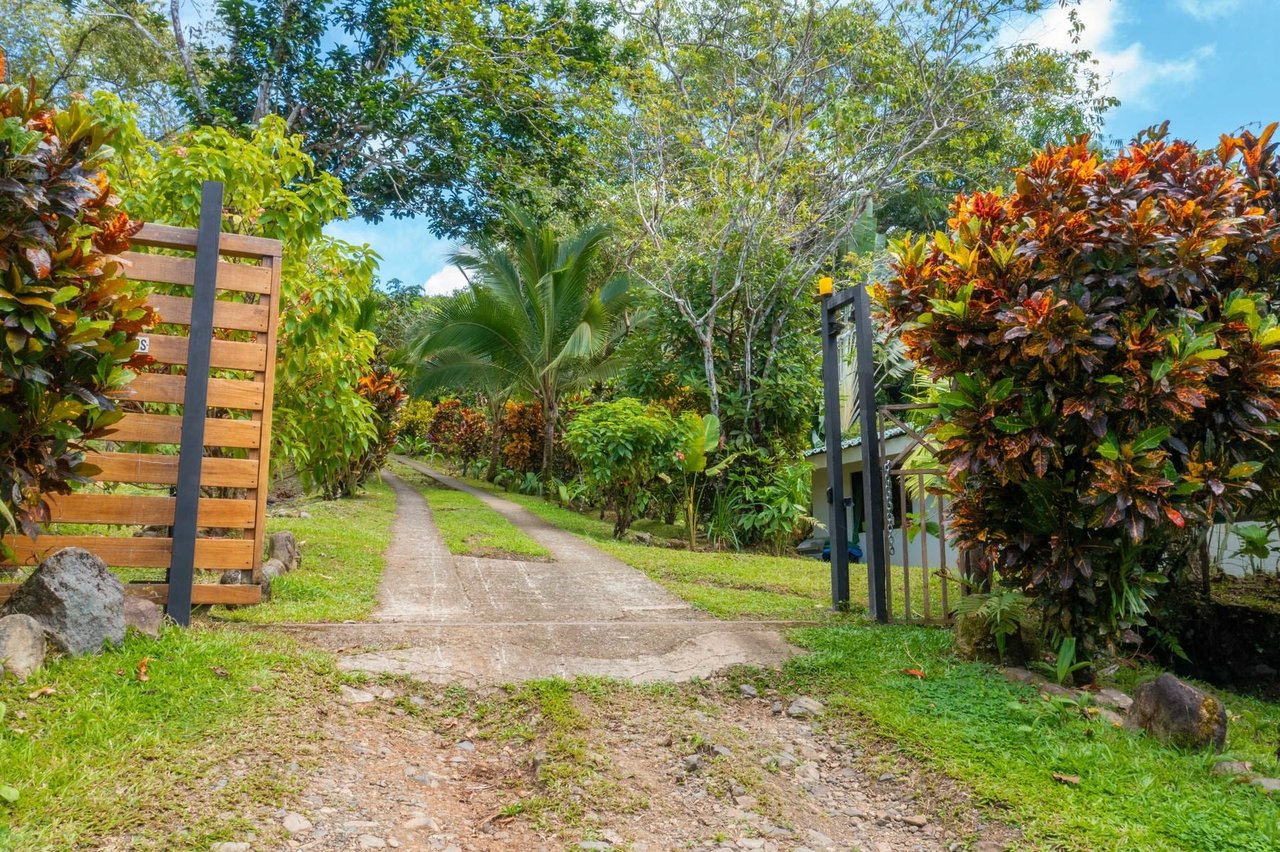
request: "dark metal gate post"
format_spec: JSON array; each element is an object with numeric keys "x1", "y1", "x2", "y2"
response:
[
  {"x1": 820, "y1": 288, "x2": 855, "y2": 610},
  {"x1": 166, "y1": 181, "x2": 223, "y2": 625},
  {"x1": 853, "y1": 283, "x2": 889, "y2": 622}
]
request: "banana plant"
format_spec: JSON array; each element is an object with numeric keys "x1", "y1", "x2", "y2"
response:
[{"x1": 671, "y1": 413, "x2": 738, "y2": 549}]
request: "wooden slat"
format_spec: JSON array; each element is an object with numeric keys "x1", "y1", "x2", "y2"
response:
[
  {"x1": 85, "y1": 452, "x2": 258, "y2": 489},
  {"x1": 131, "y1": 223, "x2": 283, "y2": 259},
  {"x1": 117, "y1": 373, "x2": 265, "y2": 410},
  {"x1": 0, "y1": 583, "x2": 262, "y2": 606},
  {"x1": 101, "y1": 412, "x2": 261, "y2": 448},
  {"x1": 250, "y1": 253, "x2": 283, "y2": 580},
  {"x1": 143, "y1": 333, "x2": 267, "y2": 372},
  {"x1": 149, "y1": 294, "x2": 270, "y2": 333},
  {"x1": 1, "y1": 536, "x2": 254, "y2": 569},
  {"x1": 122, "y1": 252, "x2": 272, "y2": 295},
  {"x1": 45, "y1": 493, "x2": 257, "y2": 528}
]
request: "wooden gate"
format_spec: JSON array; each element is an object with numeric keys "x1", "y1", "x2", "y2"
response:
[{"x1": 0, "y1": 196, "x2": 282, "y2": 614}]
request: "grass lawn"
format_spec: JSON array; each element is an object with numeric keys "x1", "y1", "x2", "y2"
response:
[
  {"x1": 0, "y1": 626, "x2": 335, "y2": 850},
  {"x1": 216, "y1": 473, "x2": 396, "y2": 623},
  {"x1": 390, "y1": 462, "x2": 549, "y2": 560},
  {"x1": 777, "y1": 624, "x2": 1280, "y2": 851},
  {"x1": 454, "y1": 473, "x2": 943, "y2": 621}
]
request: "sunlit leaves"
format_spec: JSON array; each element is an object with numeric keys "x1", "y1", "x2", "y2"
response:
[
  {"x1": 0, "y1": 82, "x2": 154, "y2": 550},
  {"x1": 877, "y1": 123, "x2": 1280, "y2": 646}
]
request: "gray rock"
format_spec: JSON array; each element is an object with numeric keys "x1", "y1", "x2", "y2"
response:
[
  {"x1": 683, "y1": 754, "x2": 705, "y2": 773},
  {"x1": 2, "y1": 548, "x2": 123, "y2": 655},
  {"x1": 1249, "y1": 777, "x2": 1280, "y2": 793},
  {"x1": 1125, "y1": 673, "x2": 1227, "y2": 752},
  {"x1": 269, "y1": 530, "x2": 301, "y2": 571},
  {"x1": 211, "y1": 844, "x2": 251, "y2": 852},
  {"x1": 124, "y1": 597, "x2": 164, "y2": 638},
  {"x1": 358, "y1": 836, "x2": 386, "y2": 849},
  {"x1": 786, "y1": 696, "x2": 824, "y2": 718},
  {"x1": 339, "y1": 685, "x2": 376, "y2": 704},
  {"x1": 1095, "y1": 687, "x2": 1133, "y2": 712},
  {"x1": 1211, "y1": 760, "x2": 1252, "y2": 777},
  {"x1": 283, "y1": 812, "x2": 313, "y2": 833},
  {"x1": 0, "y1": 614, "x2": 46, "y2": 680},
  {"x1": 1000, "y1": 666, "x2": 1039, "y2": 685},
  {"x1": 770, "y1": 700, "x2": 783, "y2": 715},
  {"x1": 902, "y1": 815, "x2": 928, "y2": 827},
  {"x1": 739, "y1": 683, "x2": 759, "y2": 698},
  {"x1": 578, "y1": 843, "x2": 611, "y2": 851}
]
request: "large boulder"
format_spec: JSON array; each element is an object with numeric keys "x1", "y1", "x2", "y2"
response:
[
  {"x1": 1125, "y1": 673, "x2": 1227, "y2": 752},
  {"x1": 0, "y1": 614, "x2": 46, "y2": 679},
  {"x1": 1, "y1": 548, "x2": 124, "y2": 655},
  {"x1": 268, "y1": 531, "x2": 300, "y2": 572}
]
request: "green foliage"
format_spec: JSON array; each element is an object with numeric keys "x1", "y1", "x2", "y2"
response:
[
  {"x1": 787, "y1": 624, "x2": 1280, "y2": 851},
  {"x1": 953, "y1": 589, "x2": 1031, "y2": 662},
  {"x1": 0, "y1": 0, "x2": 181, "y2": 137},
  {"x1": 0, "y1": 82, "x2": 154, "y2": 551},
  {"x1": 413, "y1": 206, "x2": 635, "y2": 480},
  {"x1": 563, "y1": 398, "x2": 675, "y2": 538},
  {"x1": 1032, "y1": 636, "x2": 1093, "y2": 687},
  {"x1": 190, "y1": 0, "x2": 626, "y2": 229},
  {"x1": 709, "y1": 454, "x2": 814, "y2": 554},
  {"x1": 395, "y1": 398, "x2": 437, "y2": 442},
  {"x1": 1232, "y1": 523, "x2": 1273, "y2": 572},
  {"x1": 879, "y1": 127, "x2": 1280, "y2": 652},
  {"x1": 610, "y1": 0, "x2": 1110, "y2": 450},
  {"x1": 105, "y1": 108, "x2": 383, "y2": 496}
]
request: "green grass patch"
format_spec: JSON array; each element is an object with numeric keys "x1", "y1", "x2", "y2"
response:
[
  {"x1": 217, "y1": 474, "x2": 396, "y2": 623},
  {"x1": 0, "y1": 626, "x2": 335, "y2": 850},
  {"x1": 391, "y1": 463, "x2": 549, "y2": 560},
  {"x1": 782, "y1": 624, "x2": 1280, "y2": 851}
]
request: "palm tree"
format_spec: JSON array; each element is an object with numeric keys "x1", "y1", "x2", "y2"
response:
[{"x1": 412, "y1": 207, "x2": 634, "y2": 481}]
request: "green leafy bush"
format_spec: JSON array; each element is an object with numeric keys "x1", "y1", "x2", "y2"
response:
[
  {"x1": 395, "y1": 398, "x2": 436, "y2": 442},
  {"x1": 0, "y1": 82, "x2": 153, "y2": 549},
  {"x1": 878, "y1": 126, "x2": 1280, "y2": 652},
  {"x1": 427, "y1": 398, "x2": 489, "y2": 472},
  {"x1": 563, "y1": 398, "x2": 675, "y2": 538}
]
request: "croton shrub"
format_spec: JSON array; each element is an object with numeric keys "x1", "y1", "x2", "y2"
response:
[
  {"x1": 427, "y1": 398, "x2": 490, "y2": 470},
  {"x1": 878, "y1": 125, "x2": 1280, "y2": 652},
  {"x1": 500, "y1": 400, "x2": 543, "y2": 473},
  {"x1": 0, "y1": 82, "x2": 153, "y2": 552}
]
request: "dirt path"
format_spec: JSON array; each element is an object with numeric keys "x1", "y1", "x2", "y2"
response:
[
  {"x1": 282, "y1": 465, "x2": 794, "y2": 685},
  {"x1": 241, "y1": 470, "x2": 1017, "y2": 851}
]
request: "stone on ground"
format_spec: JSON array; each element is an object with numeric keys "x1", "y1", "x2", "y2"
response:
[
  {"x1": 786, "y1": 696, "x2": 824, "y2": 718},
  {"x1": 0, "y1": 613, "x2": 46, "y2": 680},
  {"x1": 123, "y1": 597, "x2": 163, "y2": 638},
  {"x1": 269, "y1": 530, "x2": 301, "y2": 571},
  {"x1": 282, "y1": 812, "x2": 313, "y2": 833},
  {"x1": 1124, "y1": 672, "x2": 1227, "y2": 751},
  {"x1": 2, "y1": 548, "x2": 124, "y2": 655}
]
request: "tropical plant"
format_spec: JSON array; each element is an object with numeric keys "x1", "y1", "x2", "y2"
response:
[
  {"x1": 667, "y1": 412, "x2": 736, "y2": 549},
  {"x1": 953, "y1": 590, "x2": 1031, "y2": 662},
  {"x1": 412, "y1": 206, "x2": 635, "y2": 481},
  {"x1": 0, "y1": 80, "x2": 155, "y2": 555},
  {"x1": 877, "y1": 125, "x2": 1280, "y2": 655},
  {"x1": 394, "y1": 398, "x2": 436, "y2": 443},
  {"x1": 563, "y1": 398, "x2": 675, "y2": 538},
  {"x1": 1231, "y1": 523, "x2": 1273, "y2": 573},
  {"x1": 103, "y1": 107, "x2": 382, "y2": 496},
  {"x1": 1033, "y1": 637, "x2": 1093, "y2": 687},
  {"x1": 500, "y1": 400, "x2": 544, "y2": 474},
  {"x1": 349, "y1": 366, "x2": 406, "y2": 489},
  {"x1": 427, "y1": 399, "x2": 489, "y2": 473}
]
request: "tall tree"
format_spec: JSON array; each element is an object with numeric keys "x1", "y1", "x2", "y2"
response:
[
  {"x1": 0, "y1": 0, "x2": 183, "y2": 136},
  {"x1": 412, "y1": 207, "x2": 634, "y2": 479},
  {"x1": 607, "y1": 0, "x2": 1112, "y2": 446},
  {"x1": 184, "y1": 0, "x2": 627, "y2": 233}
]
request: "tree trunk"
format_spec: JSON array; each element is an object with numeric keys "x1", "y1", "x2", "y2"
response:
[
  {"x1": 540, "y1": 396, "x2": 558, "y2": 483},
  {"x1": 701, "y1": 334, "x2": 720, "y2": 419}
]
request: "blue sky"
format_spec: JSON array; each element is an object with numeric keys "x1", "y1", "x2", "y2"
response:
[{"x1": 328, "y1": 0, "x2": 1280, "y2": 295}]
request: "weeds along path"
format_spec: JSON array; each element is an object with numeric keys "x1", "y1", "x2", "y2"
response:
[{"x1": 278, "y1": 464, "x2": 794, "y2": 685}]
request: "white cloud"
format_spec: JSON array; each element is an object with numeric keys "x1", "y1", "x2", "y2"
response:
[
  {"x1": 423, "y1": 264, "x2": 469, "y2": 296},
  {"x1": 1173, "y1": 0, "x2": 1243, "y2": 20},
  {"x1": 1001, "y1": 0, "x2": 1214, "y2": 108}
]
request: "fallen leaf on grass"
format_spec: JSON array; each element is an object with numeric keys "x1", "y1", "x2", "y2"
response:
[
  {"x1": 247, "y1": 685, "x2": 264, "y2": 693},
  {"x1": 27, "y1": 686, "x2": 54, "y2": 699},
  {"x1": 210, "y1": 666, "x2": 230, "y2": 679},
  {"x1": 1052, "y1": 773, "x2": 1080, "y2": 785},
  {"x1": 136, "y1": 657, "x2": 151, "y2": 682},
  {"x1": 900, "y1": 668, "x2": 927, "y2": 679}
]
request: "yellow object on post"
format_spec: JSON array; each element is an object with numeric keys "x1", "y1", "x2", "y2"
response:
[{"x1": 817, "y1": 275, "x2": 834, "y2": 298}]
